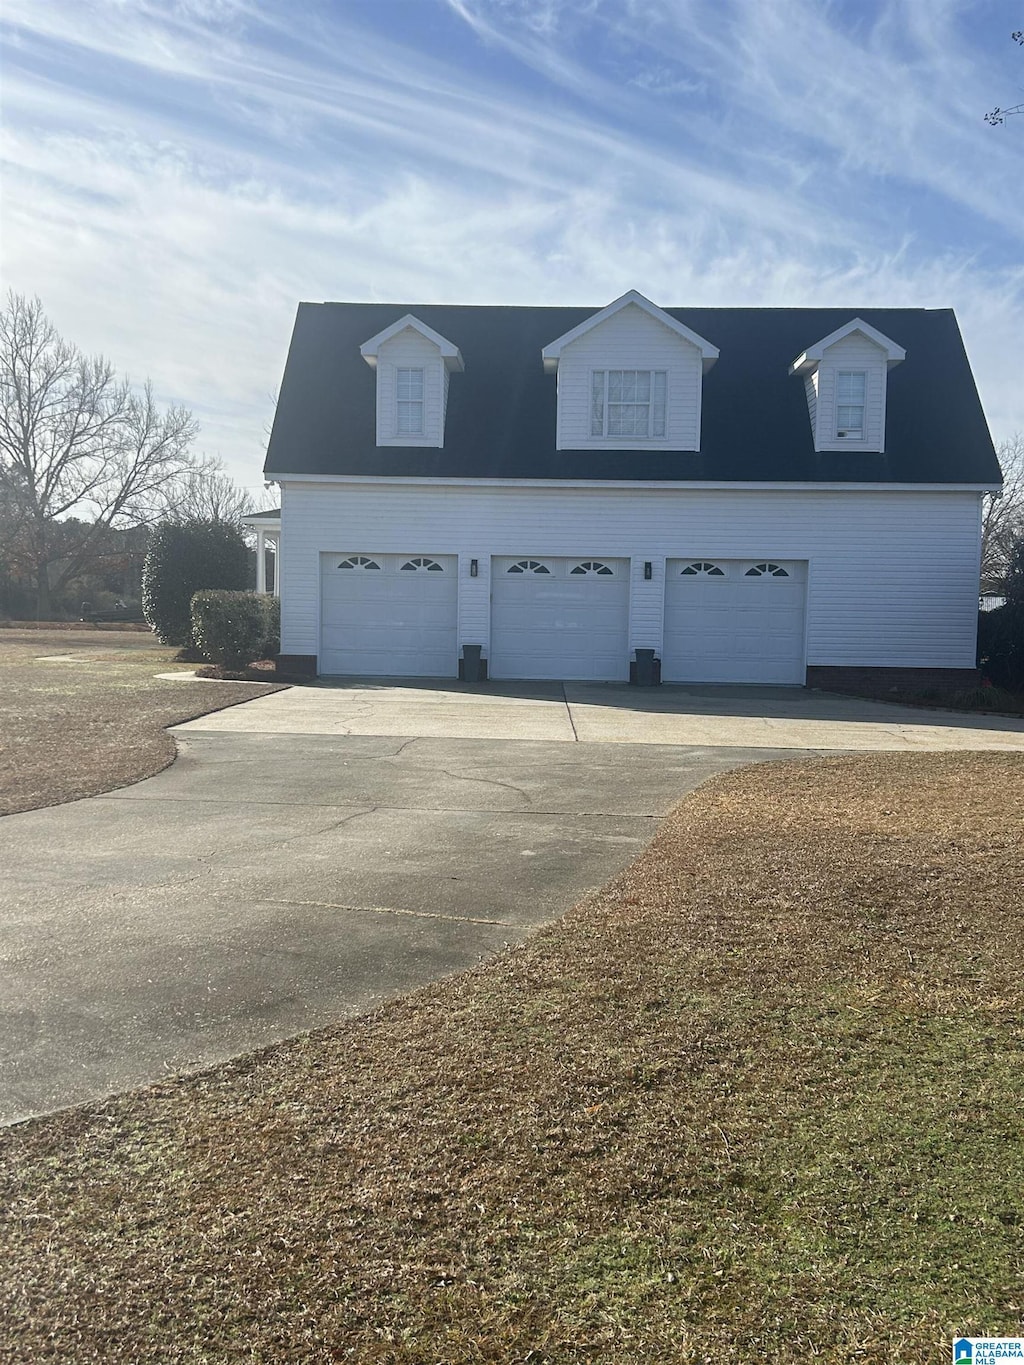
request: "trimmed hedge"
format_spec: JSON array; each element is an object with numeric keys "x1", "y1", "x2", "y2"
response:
[
  {"x1": 191, "y1": 591, "x2": 280, "y2": 669},
  {"x1": 142, "y1": 520, "x2": 251, "y2": 646}
]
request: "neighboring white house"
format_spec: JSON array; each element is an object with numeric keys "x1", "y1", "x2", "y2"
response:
[
  {"x1": 263, "y1": 291, "x2": 1002, "y2": 686},
  {"x1": 241, "y1": 509, "x2": 281, "y2": 597}
]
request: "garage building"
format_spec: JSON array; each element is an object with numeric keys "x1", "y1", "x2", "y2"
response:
[{"x1": 263, "y1": 292, "x2": 1000, "y2": 688}]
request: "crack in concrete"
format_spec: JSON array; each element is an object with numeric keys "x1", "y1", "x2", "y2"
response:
[
  {"x1": 312, "y1": 807, "x2": 379, "y2": 836},
  {"x1": 260, "y1": 897, "x2": 530, "y2": 929},
  {"x1": 561, "y1": 682, "x2": 580, "y2": 741},
  {"x1": 434, "y1": 769, "x2": 534, "y2": 804}
]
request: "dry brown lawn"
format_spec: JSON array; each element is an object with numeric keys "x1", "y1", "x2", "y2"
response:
[
  {"x1": 1, "y1": 752, "x2": 1023, "y2": 1363},
  {"x1": 0, "y1": 628, "x2": 284, "y2": 816}
]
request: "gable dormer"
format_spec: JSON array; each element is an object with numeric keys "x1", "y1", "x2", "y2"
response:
[
  {"x1": 360, "y1": 314, "x2": 464, "y2": 448},
  {"x1": 541, "y1": 291, "x2": 719, "y2": 453},
  {"x1": 789, "y1": 318, "x2": 905, "y2": 454}
]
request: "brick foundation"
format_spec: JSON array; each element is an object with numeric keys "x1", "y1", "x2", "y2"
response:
[
  {"x1": 275, "y1": 653, "x2": 318, "y2": 677},
  {"x1": 806, "y1": 665, "x2": 980, "y2": 692}
]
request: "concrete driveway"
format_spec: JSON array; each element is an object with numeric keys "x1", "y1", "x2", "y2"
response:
[
  {"x1": 178, "y1": 678, "x2": 1024, "y2": 751},
  {"x1": 3, "y1": 680, "x2": 1023, "y2": 1126}
]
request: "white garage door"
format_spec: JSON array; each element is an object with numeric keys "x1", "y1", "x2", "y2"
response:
[
  {"x1": 320, "y1": 553, "x2": 457, "y2": 676},
  {"x1": 490, "y1": 557, "x2": 630, "y2": 681},
  {"x1": 662, "y1": 559, "x2": 807, "y2": 685}
]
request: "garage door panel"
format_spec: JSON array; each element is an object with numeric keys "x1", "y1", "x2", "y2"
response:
[
  {"x1": 663, "y1": 559, "x2": 807, "y2": 685},
  {"x1": 320, "y1": 554, "x2": 457, "y2": 677},
  {"x1": 490, "y1": 557, "x2": 629, "y2": 681},
  {"x1": 321, "y1": 624, "x2": 455, "y2": 650}
]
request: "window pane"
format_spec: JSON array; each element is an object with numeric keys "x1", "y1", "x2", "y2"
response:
[
  {"x1": 396, "y1": 367, "x2": 424, "y2": 434},
  {"x1": 837, "y1": 405, "x2": 864, "y2": 433},
  {"x1": 609, "y1": 404, "x2": 647, "y2": 436},
  {"x1": 837, "y1": 371, "x2": 865, "y2": 402},
  {"x1": 592, "y1": 370, "x2": 668, "y2": 439},
  {"x1": 396, "y1": 368, "x2": 423, "y2": 400},
  {"x1": 397, "y1": 400, "x2": 423, "y2": 434}
]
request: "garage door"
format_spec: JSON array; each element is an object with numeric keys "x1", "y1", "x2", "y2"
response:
[
  {"x1": 490, "y1": 557, "x2": 630, "y2": 681},
  {"x1": 320, "y1": 553, "x2": 457, "y2": 676},
  {"x1": 662, "y1": 559, "x2": 807, "y2": 685}
]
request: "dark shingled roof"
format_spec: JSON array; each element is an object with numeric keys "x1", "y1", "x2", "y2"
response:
[{"x1": 264, "y1": 303, "x2": 1000, "y2": 485}]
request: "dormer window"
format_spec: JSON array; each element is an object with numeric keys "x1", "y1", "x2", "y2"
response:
[
  {"x1": 396, "y1": 367, "x2": 424, "y2": 435},
  {"x1": 835, "y1": 371, "x2": 866, "y2": 439},
  {"x1": 542, "y1": 291, "x2": 718, "y2": 453},
  {"x1": 790, "y1": 317, "x2": 905, "y2": 454},
  {"x1": 591, "y1": 370, "x2": 667, "y2": 438},
  {"x1": 360, "y1": 314, "x2": 463, "y2": 448}
]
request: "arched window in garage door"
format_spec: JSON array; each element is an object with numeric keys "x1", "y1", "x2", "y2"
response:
[
  {"x1": 400, "y1": 557, "x2": 445, "y2": 572},
  {"x1": 506, "y1": 560, "x2": 551, "y2": 574},
  {"x1": 570, "y1": 560, "x2": 615, "y2": 575},
  {"x1": 337, "y1": 556, "x2": 381, "y2": 570},
  {"x1": 744, "y1": 562, "x2": 790, "y2": 577},
  {"x1": 679, "y1": 561, "x2": 725, "y2": 576}
]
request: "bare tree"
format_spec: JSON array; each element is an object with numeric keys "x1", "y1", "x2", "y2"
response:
[
  {"x1": 159, "y1": 461, "x2": 257, "y2": 524},
  {"x1": 985, "y1": 29, "x2": 1024, "y2": 124},
  {"x1": 981, "y1": 434, "x2": 1024, "y2": 595},
  {"x1": 0, "y1": 293, "x2": 198, "y2": 616}
]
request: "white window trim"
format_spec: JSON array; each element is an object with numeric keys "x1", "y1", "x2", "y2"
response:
[
  {"x1": 589, "y1": 369, "x2": 668, "y2": 440},
  {"x1": 834, "y1": 370, "x2": 867, "y2": 441},
  {"x1": 396, "y1": 367, "x2": 424, "y2": 437}
]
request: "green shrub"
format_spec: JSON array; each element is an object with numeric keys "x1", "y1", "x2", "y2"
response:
[
  {"x1": 191, "y1": 590, "x2": 279, "y2": 668},
  {"x1": 946, "y1": 685, "x2": 1023, "y2": 712},
  {"x1": 260, "y1": 596, "x2": 281, "y2": 658},
  {"x1": 142, "y1": 520, "x2": 250, "y2": 646}
]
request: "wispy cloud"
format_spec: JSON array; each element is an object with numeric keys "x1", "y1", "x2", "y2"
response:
[{"x1": 1, "y1": 0, "x2": 1021, "y2": 485}]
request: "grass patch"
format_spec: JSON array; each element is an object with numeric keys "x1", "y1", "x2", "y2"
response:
[
  {"x1": 1, "y1": 752, "x2": 1022, "y2": 1361},
  {"x1": 0, "y1": 629, "x2": 284, "y2": 815}
]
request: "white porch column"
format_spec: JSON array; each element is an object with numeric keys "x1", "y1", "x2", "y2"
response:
[
  {"x1": 256, "y1": 527, "x2": 267, "y2": 594},
  {"x1": 271, "y1": 535, "x2": 280, "y2": 598}
]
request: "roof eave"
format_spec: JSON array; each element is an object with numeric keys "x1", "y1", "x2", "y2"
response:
[
  {"x1": 541, "y1": 289, "x2": 720, "y2": 371},
  {"x1": 360, "y1": 313, "x2": 464, "y2": 371},
  {"x1": 791, "y1": 317, "x2": 907, "y2": 373}
]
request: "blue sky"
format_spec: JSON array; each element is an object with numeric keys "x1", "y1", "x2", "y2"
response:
[{"x1": 2, "y1": 0, "x2": 1022, "y2": 492}]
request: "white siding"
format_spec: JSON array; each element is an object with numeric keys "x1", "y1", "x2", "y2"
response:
[
  {"x1": 278, "y1": 482, "x2": 983, "y2": 671},
  {"x1": 813, "y1": 333, "x2": 888, "y2": 452},
  {"x1": 375, "y1": 328, "x2": 445, "y2": 447},
  {"x1": 458, "y1": 551, "x2": 489, "y2": 652},
  {"x1": 555, "y1": 303, "x2": 703, "y2": 452},
  {"x1": 804, "y1": 374, "x2": 818, "y2": 436}
]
